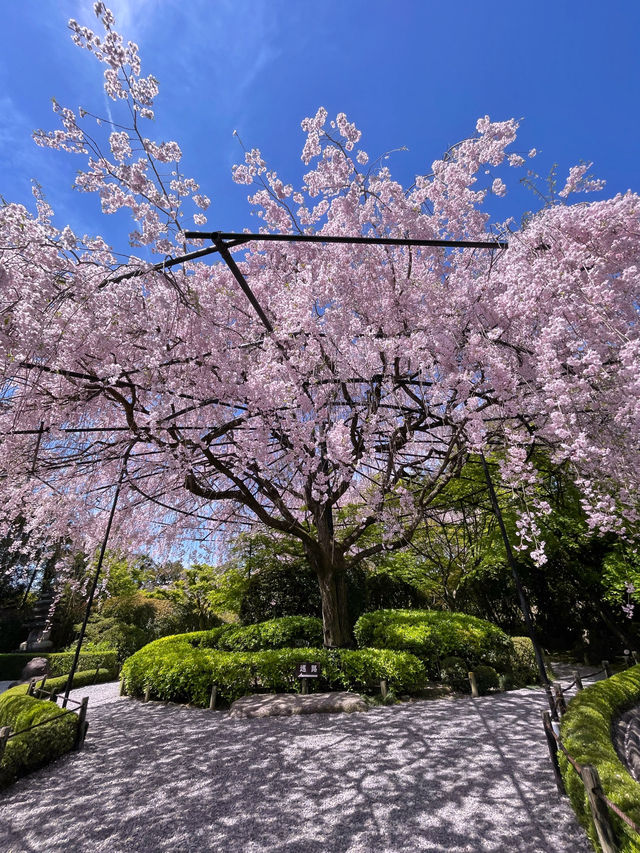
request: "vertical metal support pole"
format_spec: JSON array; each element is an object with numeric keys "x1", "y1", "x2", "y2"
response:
[
  {"x1": 480, "y1": 453, "x2": 557, "y2": 719},
  {"x1": 63, "y1": 451, "x2": 130, "y2": 707}
]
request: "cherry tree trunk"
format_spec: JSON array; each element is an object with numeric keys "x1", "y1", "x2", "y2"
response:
[{"x1": 306, "y1": 548, "x2": 353, "y2": 647}]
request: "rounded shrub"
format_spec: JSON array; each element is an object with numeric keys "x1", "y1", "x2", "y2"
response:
[
  {"x1": 353, "y1": 609, "x2": 513, "y2": 677},
  {"x1": 440, "y1": 656, "x2": 470, "y2": 693},
  {"x1": 473, "y1": 664, "x2": 499, "y2": 694},
  {"x1": 212, "y1": 616, "x2": 324, "y2": 651},
  {"x1": 121, "y1": 629, "x2": 426, "y2": 707}
]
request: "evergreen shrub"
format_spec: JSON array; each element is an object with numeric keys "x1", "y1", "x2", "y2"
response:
[
  {"x1": 209, "y1": 616, "x2": 323, "y2": 651},
  {"x1": 508, "y1": 636, "x2": 539, "y2": 686},
  {"x1": 121, "y1": 631, "x2": 426, "y2": 706},
  {"x1": 0, "y1": 686, "x2": 78, "y2": 789},
  {"x1": 559, "y1": 664, "x2": 640, "y2": 852},
  {"x1": 353, "y1": 609, "x2": 513, "y2": 677}
]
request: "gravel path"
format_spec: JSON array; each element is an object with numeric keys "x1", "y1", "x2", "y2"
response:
[{"x1": 0, "y1": 682, "x2": 590, "y2": 853}]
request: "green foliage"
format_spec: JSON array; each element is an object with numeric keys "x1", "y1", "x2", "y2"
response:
[
  {"x1": 38, "y1": 668, "x2": 114, "y2": 694},
  {"x1": 440, "y1": 656, "x2": 471, "y2": 693},
  {"x1": 473, "y1": 664, "x2": 499, "y2": 694},
  {"x1": 211, "y1": 616, "x2": 324, "y2": 652},
  {"x1": 239, "y1": 563, "x2": 322, "y2": 623},
  {"x1": 559, "y1": 665, "x2": 640, "y2": 852},
  {"x1": 151, "y1": 565, "x2": 224, "y2": 631},
  {"x1": 0, "y1": 651, "x2": 118, "y2": 680},
  {"x1": 353, "y1": 609, "x2": 513, "y2": 677},
  {"x1": 0, "y1": 687, "x2": 78, "y2": 789},
  {"x1": 509, "y1": 636, "x2": 539, "y2": 687},
  {"x1": 120, "y1": 628, "x2": 426, "y2": 706}
]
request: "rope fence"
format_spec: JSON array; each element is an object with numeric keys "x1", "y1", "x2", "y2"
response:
[
  {"x1": 0, "y1": 678, "x2": 89, "y2": 761},
  {"x1": 541, "y1": 655, "x2": 640, "y2": 853}
]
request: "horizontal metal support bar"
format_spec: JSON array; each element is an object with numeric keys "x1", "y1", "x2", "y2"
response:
[{"x1": 183, "y1": 231, "x2": 508, "y2": 250}]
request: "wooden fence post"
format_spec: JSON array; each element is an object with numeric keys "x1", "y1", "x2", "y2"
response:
[
  {"x1": 553, "y1": 683, "x2": 567, "y2": 715},
  {"x1": 602, "y1": 660, "x2": 612, "y2": 679},
  {"x1": 0, "y1": 726, "x2": 11, "y2": 762},
  {"x1": 574, "y1": 670, "x2": 583, "y2": 691},
  {"x1": 380, "y1": 680, "x2": 388, "y2": 700},
  {"x1": 541, "y1": 710, "x2": 565, "y2": 794},
  {"x1": 468, "y1": 671, "x2": 479, "y2": 698},
  {"x1": 144, "y1": 684, "x2": 150, "y2": 702},
  {"x1": 209, "y1": 685, "x2": 217, "y2": 710},
  {"x1": 74, "y1": 697, "x2": 89, "y2": 750},
  {"x1": 27, "y1": 678, "x2": 36, "y2": 697},
  {"x1": 580, "y1": 764, "x2": 618, "y2": 853}
]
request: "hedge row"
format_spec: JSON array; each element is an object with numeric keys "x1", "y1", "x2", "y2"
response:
[
  {"x1": 0, "y1": 651, "x2": 119, "y2": 680},
  {"x1": 0, "y1": 686, "x2": 78, "y2": 789},
  {"x1": 201, "y1": 616, "x2": 324, "y2": 652},
  {"x1": 559, "y1": 665, "x2": 640, "y2": 852},
  {"x1": 353, "y1": 610, "x2": 518, "y2": 678},
  {"x1": 121, "y1": 636, "x2": 426, "y2": 706}
]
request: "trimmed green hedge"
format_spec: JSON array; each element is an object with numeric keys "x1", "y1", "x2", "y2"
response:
[
  {"x1": 353, "y1": 609, "x2": 514, "y2": 678},
  {"x1": 559, "y1": 665, "x2": 640, "y2": 852},
  {"x1": 509, "y1": 636, "x2": 539, "y2": 686},
  {"x1": 45, "y1": 668, "x2": 114, "y2": 694},
  {"x1": 121, "y1": 632, "x2": 426, "y2": 706},
  {"x1": 0, "y1": 651, "x2": 118, "y2": 680},
  {"x1": 210, "y1": 616, "x2": 324, "y2": 652},
  {"x1": 0, "y1": 686, "x2": 78, "y2": 789}
]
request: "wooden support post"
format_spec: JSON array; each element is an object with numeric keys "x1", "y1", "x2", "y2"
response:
[
  {"x1": 574, "y1": 670, "x2": 583, "y2": 691},
  {"x1": 27, "y1": 678, "x2": 36, "y2": 697},
  {"x1": 37, "y1": 676, "x2": 47, "y2": 698},
  {"x1": 119, "y1": 679, "x2": 126, "y2": 696},
  {"x1": 0, "y1": 726, "x2": 10, "y2": 762},
  {"x1": 380, "y1": 679, "x2": 388, "y2": 700},
  {"x1": 301, "y1": 678, "x2": 309, "y2": 695},
  {"x1": 144, "y1": 684, "x2": 150, "y2": 703},
  {"x1": 92, "y1": 664, "x2": 101, "y2": 684},
  {"x1": 209, "y1": 685, "x2": 217, "y2": 710},
  {"x1": 553, "y1": 683, "x2": 567, "y2": 716},
  {"x1": 602, "y1": 660, "x2": 612, "y2": 679},
  {"x1": 580, "y1": 764, "x2": 618, "y2": 853},
  {"x1": 74, "y1": 697, "x2": 89, "y2": 750},
  {"x1": 541, "y1": 710, "x2": 565, "y2": 794},
  {"x1": 468, "y1": 671, "x2": 479, "y2": 698}
]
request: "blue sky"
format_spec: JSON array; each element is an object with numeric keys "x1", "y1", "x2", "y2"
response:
[{"x1": 2, "y1": 0, "x2": 639, "y2": 250}]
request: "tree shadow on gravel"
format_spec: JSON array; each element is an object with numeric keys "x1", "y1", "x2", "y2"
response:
[{"x1": 0, "y1": 689, "x2": 591, "y2": 853}]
